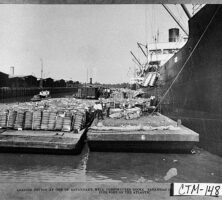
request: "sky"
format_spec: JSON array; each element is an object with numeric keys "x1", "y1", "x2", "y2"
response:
[{"x1": 0, "y1": 4, "x2": 192, "y2": 84}]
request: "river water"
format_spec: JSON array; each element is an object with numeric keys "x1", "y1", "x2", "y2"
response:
[
  {"x1": 0, "y1": 145, "x2": 221, "y2": 183},
  {"x1": 0, "y1": 92, "x2": 75, "y2": 104}
]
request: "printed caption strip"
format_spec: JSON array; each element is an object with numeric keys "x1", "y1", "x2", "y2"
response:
[{"x1": 173, "y1": 183, "x2": 222, "y2": 197}]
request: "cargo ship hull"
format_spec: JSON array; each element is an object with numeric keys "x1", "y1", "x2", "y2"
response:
[{"x1": 145, "y1": 5, "x2": 222, "y2": 156}]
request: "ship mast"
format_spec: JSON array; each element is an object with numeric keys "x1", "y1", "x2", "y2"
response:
[
  {"x1": 130, "y1": 51, "x2": 144, "y2": 78},
  {"x1": 137, "y1": 43, "x2": 147, "y2": 58},
  {"x1": 137, "y1": 42, "x2": 149, "y2": 66},
  {"x1": 130, "y1": 51, "x2": 143, "y2": 67},
  {"x1": 40, "y1": 58, "x2": 43, "y2": 89}
]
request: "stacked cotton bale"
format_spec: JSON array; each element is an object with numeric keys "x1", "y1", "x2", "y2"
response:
[
  {"x1": 47, "y1": 111, "x2": 57, "y2": 130},
  {"x1": 7, "y1": 110, "x2": 17, "y2": 129},
  {"x1": 62, "y1": 112, "x2": 72, "y2": 132},
  {"x1": 24, "y1": 111, "x2": 33, "y2": 130},
  {"x1": 41, "y1": 111, "x2": 50, "y2": 130},
  {"x1": 14, "y1": 110, "x2": 25, "y2": 129},
  {"x1": 124, "y1": 107, "x2": 142, "y2": 120},
  {"x1": 0, "y1": 110, "x2": 8, "y2": 128},
  {"x1": 73, "y1": 111, "x2": 85, "y2": 133},
  {"x1": 54, "y1": 111, "x2": 64, "y2": 131},
  {"x1": 0, "y1": 98, "x2": 93, "y2": 133},
  {"x1": 32, "y1": 110, "x2": 42, "y2": 130}
]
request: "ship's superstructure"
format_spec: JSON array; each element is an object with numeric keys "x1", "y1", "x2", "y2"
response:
[{"x1": 130, "y1": 28, "x2": 187, "y2": 88}]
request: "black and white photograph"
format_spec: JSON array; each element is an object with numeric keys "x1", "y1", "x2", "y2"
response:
[{"x1": 0, "y1": 1, "x2": 221, "y2": 199}]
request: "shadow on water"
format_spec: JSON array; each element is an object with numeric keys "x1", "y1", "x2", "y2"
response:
[
  {"x1": 0, "y1": 145, "x2": 89, "y2": 182},
  {"x1": 86, "y1": 146, "x2": 222, "y2": 183}
]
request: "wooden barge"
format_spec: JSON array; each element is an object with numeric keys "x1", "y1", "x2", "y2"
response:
[
  {"x1": 87, "y1": 113, "x2": 199, "y2": 153},
  {"x1": 0, "y1": 128, "x2": 87, "y2": 154}
]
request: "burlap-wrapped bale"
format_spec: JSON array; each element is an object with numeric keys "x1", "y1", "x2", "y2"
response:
[
  {"x1": 7, "y1": 110, "x2": 17, "y2": 129},
  {"x1": 62, "y1": 112, "x2": 72, "y2": 132},
  {"x1": 54, "y1": 116, "x2": 64, "y2": 131},
  {"x1": 24, "y1": 111, "x2": 33, "y2": 130},
  {"x1": 14, "y1": 110, "x2": 25, "y2": 129},
  {"x1": 47, "y1": 111, "x2": 57, "y2": 130},
  {"x1": 41, "y1": 111, "x2": 50, "y2": 130},
  {"x1": 0, "y1": 110, "x2": 8, "y2": 128},
  {"x1": 32, "y1": 110, "x2": 42, "y2": 130},
  {"x1": 73, "y1": 112, "x2": 85, "y2": 133}
]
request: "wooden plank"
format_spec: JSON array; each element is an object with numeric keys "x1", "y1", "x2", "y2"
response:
[
  {"x1": 88, "y1": 140, "x2": 197, "y2": 153},
  {"x1": 1, "y1": 130, "x2": 82, "y2": 139},
  {"x1": 0, "y1": 135, "x2": 77, "y2": 149},
  {"x1": 0, "y1": 129, "x2": 86, "y2": 153},
  {"x1": 87, "y1": 128, "x2": 199, "y2": 142}
]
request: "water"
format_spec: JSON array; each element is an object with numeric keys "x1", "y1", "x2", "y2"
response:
[
  {"x1": 0, "y1": 92, "x2": 74, "y2": 104},
  {"x1": 0, "y1": 145, "x2": 221, "y2": 183}
]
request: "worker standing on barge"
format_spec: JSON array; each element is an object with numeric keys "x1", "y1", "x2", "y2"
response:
[{"x1": 93, "y1": 101, "x2": 104, "y2": 120}]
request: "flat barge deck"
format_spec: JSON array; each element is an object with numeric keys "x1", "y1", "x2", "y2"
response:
[
  {"x1": 0, "y1": 129, "x2": 86, "y2": 154},
  {"x1": 87, "y1": 113, "x2": 199, "y2": 153}
]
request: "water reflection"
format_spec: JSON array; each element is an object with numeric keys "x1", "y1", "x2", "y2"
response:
[
  {"x1": 86, "y1": 151, "x2": 175, "y2": 182},
  {"x1": 0, "y1": 145, "x2": 221, "y2": 183},
  {"x1": 0, "y1": 146, "x2": 89, "y2": 182},
  {"x1": 86, "y1": 147, "x2": 222, "y2": 183}
]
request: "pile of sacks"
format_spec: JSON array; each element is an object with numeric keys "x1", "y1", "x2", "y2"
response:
[
  {"x1": 0, "y1": 109, "x2": 86, "y2": 133},
  {"x1": 109, "y1": 107, "x2": 142, "y2": 120},
  {"x1": 0, "y1": 98, "x2": 98, "y2": 133},
  {"x1": 97, "y1": 97, "x2": 153, "y2": 120},
  {"x1": 0, "y1": 98, "x2": 96, "y2": 112}
]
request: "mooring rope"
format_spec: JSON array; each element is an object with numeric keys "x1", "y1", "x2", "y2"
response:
[{"x1": 150, "y1": 5, "x2": 221, "y2": 116}]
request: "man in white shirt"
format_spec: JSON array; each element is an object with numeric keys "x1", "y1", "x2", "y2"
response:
[{"x1": 93, "y1": 101, "x2": 104, "y2": 120}]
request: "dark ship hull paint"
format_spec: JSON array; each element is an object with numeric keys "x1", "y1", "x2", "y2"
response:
[{"x1": 145, "y1": 5, "x2": 222, "y2": 156}]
